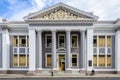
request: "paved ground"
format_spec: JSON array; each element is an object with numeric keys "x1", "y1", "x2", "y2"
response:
[
  {"x1": 0, "y1": 73, "x2": 120, "y2": 79},
  {"x1": 0, "y1": 77, "x2": 120, "y2": 80}
]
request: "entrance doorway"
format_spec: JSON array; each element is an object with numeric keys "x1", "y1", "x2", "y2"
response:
[{"x1": 58, "y1": 54, "x2": 65, "y2": 71}]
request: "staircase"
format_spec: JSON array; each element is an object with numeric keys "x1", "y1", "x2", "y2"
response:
[{"x1": 34, "y1": 70, "x2": 85, "y2": 77}]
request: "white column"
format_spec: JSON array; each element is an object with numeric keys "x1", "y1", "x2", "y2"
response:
[
  {"x1": 2, "y1": 29, "x2": 10, "y2": 73},
  {"x1": 80, "y1": 31, "x2": 85, "y2": 68},
  {"x1": 86, "y1": 28, "x2": 93, "y2": 71},
  {"x1": 29, "y1": 29, "x2": 36, "y2": 71},
  {"x1": 115, "y1": 30, "x2": 120, "y2": 73},
  {"x1": 38, "y1": 31, "x2": 42, "y2": 70},
  {"x1": 51, "y1": 30, "x2": 57, "y2": 70},
  {"x1": 66, "y1": 30, "x2": 71, "y2": 70}
]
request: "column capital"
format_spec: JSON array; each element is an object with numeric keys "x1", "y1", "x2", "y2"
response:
[
  {"x1": 51, "y1": 29, "x2": 56, "y2": 32},
  {"x1": 80, "y1": 30, "x2": 85, "y2": 33},
  {"x1": 38, "y1": 30, "x2": 43, "y2": 34},
  {"x1": 65, "y1": 29, "x2": 71, "y2": 32}
]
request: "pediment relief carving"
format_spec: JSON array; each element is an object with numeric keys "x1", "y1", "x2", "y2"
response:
[{"x1": 30, "y1": 9, "x2": 91, "y2": 20}]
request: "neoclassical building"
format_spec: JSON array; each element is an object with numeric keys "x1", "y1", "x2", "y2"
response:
[{"x1": 0, "y1": 3, "x2": 120, "y2": 75}]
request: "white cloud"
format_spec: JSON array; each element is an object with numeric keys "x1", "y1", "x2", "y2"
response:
[
  {"x1": 7, "y1": 0, "x2": 120, "y2": 20},
  {"x1": 66, "y1": 0, "x2": 120, "y2": 20}
]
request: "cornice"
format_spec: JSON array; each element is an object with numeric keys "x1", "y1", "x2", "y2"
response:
[
  {"x1": 26, "y1": 19, "x2": 96, "y2": 25},
  {"x1": 0, "y1": 22, "x2": 10, "y2": 29}
]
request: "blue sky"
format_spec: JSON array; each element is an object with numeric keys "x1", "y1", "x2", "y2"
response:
[{"x1": 0, "y1": 0, "x2": 120, "y2": 21}]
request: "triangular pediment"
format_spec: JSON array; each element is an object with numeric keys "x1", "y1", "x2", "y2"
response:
[{"x1": 24, "y1": 3, "x2": 98, "y2": 20}]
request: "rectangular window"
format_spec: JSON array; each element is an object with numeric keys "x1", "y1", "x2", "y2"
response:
[
  {"x1": 93, "y1": 35, "x2": 112, "y2": 67},
  {"x1": 99, "y1": 55, "x2": 105, "y2": 67},
  {"x1": 93, "y1": 55, "x2": 97, "y2": 66},
  {"x1": 27, "y1": 36, "x2": 29, "y2": 47},
  {"x1": 13, "y1": 36, "x2": 18, "y2": 47},
  {"x1": 19, "y1": 36, "x2": 26, "y2": 47},
  {"x1": 72, "y1": 54, "x2": 77, "y2": 67},
  {"x1": 27, "y1": 55, "x2": 29, "y2": 66},
  {"x1": 99, "y1": 36, "x2": 105, "y2": 47},
  {"x1": 19, "y1": 54, "x2": 26, "y2": 66},
  {"x1": 13, "y1": 54, "x2": 18, "y2": 66},
  {"x1": 13, "y1": 35, "x2": 29, "y2": 67},
  {"x1": 46, "y1": 54, "x2": 52, "y2": 67},
  {"x1": 59, "y1": 35, "x2": 65, "y2": 48},
  {"x1": 72, "y1": 35, "x2": 78, "y2": 48},
  {"x1": 107, "y1": 36, "x2": 112, "y2": 47},
  {"x1": 107, "y1": 55, "x2": 112, "y2": 66},
  {"x1": 93, "y1": 36, "x2": 97, "y2": 47},
  {"x1": 46, "y1": 35, "x2": 51, "y2": 48}
]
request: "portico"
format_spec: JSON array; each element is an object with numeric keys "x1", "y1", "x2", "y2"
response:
[{"x1": 27, "y1": 27, "x2": 94, "y2": 73}]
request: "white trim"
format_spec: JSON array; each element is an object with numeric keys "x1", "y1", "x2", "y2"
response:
[
  {"x1": 45, "y1": 34, "x2": 51, "y2": 48},
  {"x1": 58, "y1": 34, "x2": 65, "y2": 48},
  {"x1": 71, "y1": 34, "x2": 78, "y2": 48},
  {"x1": 45, "y1": 53, "x2": 52, "y2": 67},
  {"x1": 94, "y1": 69, "x2": 115, "y2": 71},
  {"x1": 10, "y1": 33, "x2": 28, "y2": 35},
  {"x1": 8, "y1": 68, "x2": 29, "y2": 71},
  {"x1": 71, "y1": 53, "x2": 79, "y2": 67},
  {"x1": 94, "y1": 33, "x2": 115, "y2": 35}
]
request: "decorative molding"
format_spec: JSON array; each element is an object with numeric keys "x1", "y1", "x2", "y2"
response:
[
  {"x1": 24, "y1": 3, "x2": 98, "y2": 20},
  {"x1": 30, "y1": 9, "x2": 92, "y2": 20}
]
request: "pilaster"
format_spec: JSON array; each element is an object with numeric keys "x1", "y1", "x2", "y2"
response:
[
  {"x1": 86, "y1": 28, "x2": 93, "y2": 72},
  {"x1": 27, "y1": 29, "x2": 36, "y2": 75},
  {"x1": 2, "y1": 29, "x2": 10, "y2": 74},
  {"x1": 115, "y1": 30, "x2": 120, "y2": 74}
]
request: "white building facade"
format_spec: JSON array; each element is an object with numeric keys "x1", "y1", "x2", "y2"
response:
[{"x1": 0, "y1": 3, "x2": 120, "y2": 75}]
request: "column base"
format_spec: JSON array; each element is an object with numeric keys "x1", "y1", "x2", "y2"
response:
[
  {"x1": 0, "y1": 70, "x2": 8, "y2": 74},
  {"x1": 26, "y1": 71, "x2": 35, "y2": 76},
  {"x1": 79, "y1": 70, "x2": 86, "y2": 74},
  {"x1": 52, "y1": 68, "x2": 58, "y2": 73},
  {"x1": 65, "y1": 68, "x2": 72, "y2": 73},
  {"x1": 35, "y1": 70, "x2": 42, "y2": 73}
]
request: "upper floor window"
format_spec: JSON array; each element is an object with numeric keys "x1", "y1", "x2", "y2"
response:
[
  {"x1": 13, "y1": 35, "x2": 29, "y2": 47},
  {"x1": 99, "y1": 36, "x2": 105, "y2": 47},
  {"x1": 13, "y1": 36, "x2": 18, "y2": 47},
  {"x1": 107, "y1": 36, "x2": 112, "y2": 47},
  {"x1": 46, "y1": 35, "x2": 51, "y2": 48},
  {"x1": 93, "y1": 36, "x2": 97, "y2": 47},
  {"x1": 58, "y1": 34, "x2": 65, "y2": 48},
  {"x1": 19, "y1": 36, "x2": 26, "y2": 47},
  {"x1": 71, "y1": 35, "x2": 78, "y2": 48}
]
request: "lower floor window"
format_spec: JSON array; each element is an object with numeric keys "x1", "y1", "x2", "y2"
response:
[
  {"x1": 13, "y1": 54, "x2": 29, "y2": 67},
  {"x1": 93, "y1": 55, "x2": 97, "y2": 66},
  {"x1": 72, "y1": 54, "x2": 77, "y2": 67},
  {"x1": 107, "y1": 55, "x2": 112, "y2": 66},
  {"x1": 46, "y1": 54, "x2": 52, "y2": 67},
  {"x1": 93, "y1": 54, "x2": 112, "y2": 67},
  {"x1": 99, "y1": 55, "x2": 105, "y2": 66}
]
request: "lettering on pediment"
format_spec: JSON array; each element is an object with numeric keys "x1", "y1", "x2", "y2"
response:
[{"x1": 32, "y1": 9, "x2": 87, "y2": 20}]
